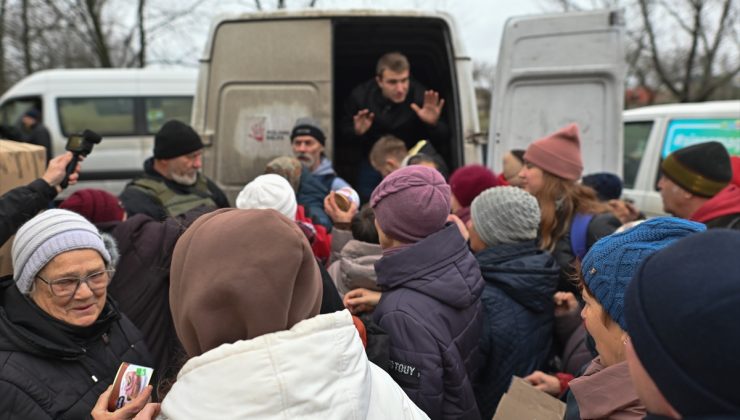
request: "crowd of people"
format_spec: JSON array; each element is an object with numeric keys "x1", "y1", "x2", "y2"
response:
[{"x1": 0, "y1": 51, "x2": 739, "y2": 420}]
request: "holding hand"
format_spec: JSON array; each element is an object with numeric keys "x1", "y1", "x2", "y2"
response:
[
  {"x1": 553, "y1": 292, "x2": 579, "y2": 317},
  {"x1": 344, "y1": 288, "x2": 382, "y2": 314},
  {"x1": 353, "y1": 109, "x2": 375, "y2": 136},
  {"x1": 446, "y1": 214, "x2": 469, "y2": 241},
  {"x1": 523, "y1": 371, "x2": 561, "y2": 396},
  {"x1": 608, "y1": 199, "x2": 641, "y2": 224},
  {"x1": 410, "y1": 90, "x2": 445, "y2": 126},
  {"x1": 91, "y1": 384, "x2": 155, "y2": 420},
  {"x1": 42, "y1": 152, "x2": 82, "y2": 193},
  {"x1": 324, "y1": 191, "x2": 358, "y2": 224}
]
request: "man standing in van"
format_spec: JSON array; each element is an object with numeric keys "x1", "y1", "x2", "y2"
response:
[
  {"x1": 120, "y1": 120, "x2": 229, "y2": 220},
  {"x1": 341, "y1": 52, "x2": 450, "y2": 201},
  {"x1": 658, "y1": 141, "x2": 740, "y2": 230}
]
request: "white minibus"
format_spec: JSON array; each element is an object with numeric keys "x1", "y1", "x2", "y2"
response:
[{"x1": 0, "y1": 68, "x2": 197, "y2": 195}]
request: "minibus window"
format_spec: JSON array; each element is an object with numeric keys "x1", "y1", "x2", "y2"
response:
[
  {"x1": 144, "y1": 97, "x2": 193, "y2": 133},
  {"x1": 58, "y1": 98, "x2": 135, "y2": 136},
  {"x1": 0, "y1": 97, "x2": 40, "y2": 126},
  {"x1": 623, "y1": 121, "x2": 653, "y2": 189}
]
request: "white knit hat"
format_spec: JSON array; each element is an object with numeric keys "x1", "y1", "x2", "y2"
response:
[
  {"x1": 471, "y1": 186, "x2": 541, "y2": 247},
  {"x1": 11, "y1": 209, "x2": 111, "y2": 294},
  {"x1": 235, "y1": 174, "x2": 298, "y2": 220}
]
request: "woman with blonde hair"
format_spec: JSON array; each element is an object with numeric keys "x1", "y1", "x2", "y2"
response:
[{"x1": 519, "y1": 123, "x2": 621, "y2": 293}]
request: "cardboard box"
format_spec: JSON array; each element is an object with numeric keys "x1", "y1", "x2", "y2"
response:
[
  {"x1": 0, "y1": 140, "x2": 47, "y2": 276},
  {"x1": 493, "y1": 376, "x2": 566, "y2": 420}
]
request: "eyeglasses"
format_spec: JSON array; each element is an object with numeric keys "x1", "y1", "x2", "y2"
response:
[{"x1": 36, "y1": 269, "x2": 114, "y2": 298}]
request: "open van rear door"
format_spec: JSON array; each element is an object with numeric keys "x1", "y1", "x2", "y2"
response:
[
  {"x1": 194, "y1": 17, "x2": 332, "y2": 201},
  {"x1": 488, "y1": 10, "x2": 625, "y2": 177}
]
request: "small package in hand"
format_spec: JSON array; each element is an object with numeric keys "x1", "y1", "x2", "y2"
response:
[{"x1": 107, "y1": 362, "x2": 154, "y2": 411}]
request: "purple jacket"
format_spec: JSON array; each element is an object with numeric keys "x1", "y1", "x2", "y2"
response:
[{"x1": 373, "y1": 224, "x2": 484, "y2": 420}]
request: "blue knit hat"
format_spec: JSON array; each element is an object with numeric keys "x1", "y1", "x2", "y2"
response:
[{"x1": 581, "y1": 216, "x2": 705, "y2": 330}]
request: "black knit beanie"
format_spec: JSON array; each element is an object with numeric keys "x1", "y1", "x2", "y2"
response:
[
  {"x1": 290, "y1": 117, "x2": 325, "y2": 146},
  {"x1": 660, "y1": 141, "x2": 731, "y2": 197},
  {"x1": 625, "y1": 229, "x2": 740, "y2": 416},
  {"x1": 153, "y1": 120, "x2": 204, "y2": 159}
]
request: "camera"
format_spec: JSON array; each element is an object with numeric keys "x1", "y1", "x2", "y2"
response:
[
  {"x1": 61, "y1": 129, "x2": 102, "y2": 188},
  {"x1": 65, "y1": 129, "x2": 102, "y2": 156}
]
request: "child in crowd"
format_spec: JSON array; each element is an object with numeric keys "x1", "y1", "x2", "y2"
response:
[
  {"x1": 449, "y1": 165, "x2": 500, "y2": 223},
  {"x1": 467, "y1": 186, "x2": 560, "y2": 419},
  {"x1": 327, "y1": 206, "x2": 382, "y2": 298},
  {"x1": 369, "y1": 165, "x2": 484, "y2": 420}
]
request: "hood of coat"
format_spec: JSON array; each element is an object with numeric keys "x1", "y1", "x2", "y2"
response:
[
  {"x1": 0, "y1": 275, "x2": 118, "y2": 359},
  {"x1": 475, "y1": 241, "x2": 559, "y2": 313},
  {"x1": 691, "y1": 184, "x2": 740, "y2": 223},
  {"x1": 313, "y1": 156, "x2": 338, "y2": 177},
  {"x1": 337, "y1": 240, "x2": 383, "y2": 290},
  {"x1": 161, "y1": 311, "x2": 378, "y2": 418},
  {"x1": 374, "y1": 224, "x2": 484, "y2": 309}
]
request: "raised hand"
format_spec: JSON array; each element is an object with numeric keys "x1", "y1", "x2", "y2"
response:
[
  {"x1": 353, "y1": 109, "x2": 375, "y2": 136},
  {"x1": 410, "y1": 90, "x2": 445, "y2": 126}
]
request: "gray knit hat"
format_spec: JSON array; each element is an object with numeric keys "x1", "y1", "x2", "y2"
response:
[
  {"x1": 471, "y1": 186, "x2": 540, "y2": 247},
  {"x1": 11, "y1": 209, "x2": 111, "y2": 294}
]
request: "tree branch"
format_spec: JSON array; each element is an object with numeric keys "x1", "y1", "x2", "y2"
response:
[
  {"x1": 695, "y1": 63, "x2": 740, "y2": 101},
  {"x1": 700, "y1": 0, "x2": 733, "y2": 93},
  {"x1": 680, "y1": 0, "x2": 702, "y2": 101},
  {"x1": 638, "y1": 0, "x2": 681, "y2": 98},
  {"x1": 138, "y1": 0, "x2": 145, "y2": 67}
]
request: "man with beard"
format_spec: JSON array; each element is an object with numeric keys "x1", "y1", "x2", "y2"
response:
[
  {"x1": 291, "y1": 117, "x2": 351, "y2": 192},
  {"x1": 120, "y1": 120, "x2": 229, "y2": 220}
]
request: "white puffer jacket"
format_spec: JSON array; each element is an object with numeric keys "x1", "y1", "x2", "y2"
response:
[{"x1": 159, "y1": 310, "x2": 429, "y2": 420}]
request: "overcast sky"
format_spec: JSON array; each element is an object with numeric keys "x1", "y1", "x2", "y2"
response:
[{"x1": 146, "y1": 0, "x2": 551, "y2": 67}]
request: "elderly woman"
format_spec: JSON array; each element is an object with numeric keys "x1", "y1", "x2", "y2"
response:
[
  {"x1": 564, "y1": 217, "x2": 703, "y2": 419},
  {"x1": 0, "y1": 209, "x2": 152, "y2": 419}
]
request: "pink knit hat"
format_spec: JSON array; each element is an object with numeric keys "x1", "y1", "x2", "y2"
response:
[
  {"x1": 523, "y1": 123, "x2": 584, "y2": 181},
  {"x1": 370, "y1": 165, "x2": 451, "y2": 243}
]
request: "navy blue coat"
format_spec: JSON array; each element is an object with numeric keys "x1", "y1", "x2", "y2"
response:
[
  {"x1": 473, "y1": 241, "x2": 560, "y2": 420},
  {"x1": 297, "y1": 166, "x2": 332, "y2": 229},
  {"x1": 373, "y1": 224, "x2": 484, "y2": 420}
]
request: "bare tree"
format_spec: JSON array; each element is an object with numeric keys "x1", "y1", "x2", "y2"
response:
[
  {"x1": 548, "y1": 0, "x2": 740, "y2": 103},
  {"x1": 21, "y1": 0, "x2": 32, "y2": 74},
  {"x1": 137, "y1": 0, "x2": 146, "y2": 67},
  {"x1": 0, "y1": 0, "x2": 7, "y2": 92}
]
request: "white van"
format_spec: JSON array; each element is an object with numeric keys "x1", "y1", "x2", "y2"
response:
[
  {"x1": 0, "y1": 68, "x2": 197, "y2": 195},
  {"x1": 621, "y1": 100, "x2": 740, "y2": 217},
  {"x1": 193, "y1": 9, "x2": 625, "y2": 202}
]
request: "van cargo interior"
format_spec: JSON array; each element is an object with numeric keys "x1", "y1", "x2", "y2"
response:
[{"x1": 332, "y1": 17, "x2": 460, "y2": 187}]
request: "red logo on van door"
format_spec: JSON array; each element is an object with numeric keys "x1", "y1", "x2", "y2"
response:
[{"x1": 249, "y1": 119, "x2": 266, "y2": 142}]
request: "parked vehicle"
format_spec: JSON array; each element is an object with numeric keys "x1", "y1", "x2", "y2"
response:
[
  {"x1": 193, "y1": 9, "x2": 625, "y2": 202},
  {"x1": 0, "y1": 68, "x2": 197, "y2": 195},
  {"x1": 621, "y1": 100, "x2": 740, "y2": 217}
]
